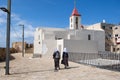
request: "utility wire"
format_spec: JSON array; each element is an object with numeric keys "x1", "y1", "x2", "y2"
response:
[{"x1": 11, "y1": 26, "x2": 22, "y2": 40}]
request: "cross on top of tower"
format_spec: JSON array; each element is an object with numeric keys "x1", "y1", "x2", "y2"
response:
[
  {"x1": 74, "y1": 0, "x2": 76, "y2": 8},
  {"x1": 71, "y1": 0, "x2": 81, "y2": 16}
]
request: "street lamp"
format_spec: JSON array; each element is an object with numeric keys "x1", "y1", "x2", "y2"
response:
[
  {"x1": 0, "y1": 7, "x2": 9, "y2": 13},
  {"x1": 0, "y1": 0, "x2": 11, "y2": 75},
  {"x1": 19, "y1": 24, "x2": 24, "y2": 57}
]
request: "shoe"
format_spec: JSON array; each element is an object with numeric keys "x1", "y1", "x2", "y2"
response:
[
  {"x1": 65, "y1": 66, "x2": 67, "y2": 69},
  {"x1": 66, "y1": 66, "x2": 69, "y2": 69},
  {"x1": 58, "y1": 67, "x2": 60, "y2": 70},
  {"x1": 54, "y1": 69, "x2": 58, "y2": 72}
]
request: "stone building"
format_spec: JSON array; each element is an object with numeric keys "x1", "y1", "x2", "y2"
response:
[
  {"x1": 111, "y1": 25, "x2": 120, "y2": 53},
  {"x1": 12, "y1": 42, "x2": 33, "y2": 53},
  {"x1": 12, "y1": 42, "x2": 26, "y2": 52},
  {"x1": 87, "y1": 22, "x2": 120, "y2": 53},
  {"x1": 33, "y1": 7, "x2": 105, "y2": 57}
]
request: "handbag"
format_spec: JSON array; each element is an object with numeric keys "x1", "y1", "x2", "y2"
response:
[{"x1": 61, "y1": 60, "x2": 64, "y2": 64}]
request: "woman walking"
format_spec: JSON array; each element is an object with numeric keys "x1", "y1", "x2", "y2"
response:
[{"x1": 62, "y1": 48, "x2": 69, "y2": 69}]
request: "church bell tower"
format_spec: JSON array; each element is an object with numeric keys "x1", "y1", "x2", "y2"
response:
[{"x1": 69, "y1": 1, "x2": 81, "y2": 30}]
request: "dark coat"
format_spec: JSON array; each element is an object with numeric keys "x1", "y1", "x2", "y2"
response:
[
  {"x1": 53, "y1": 51, "x2": 60, "y2": 59},
  {"x1": 61, "y1": 52, "x2": 69, "y2": 66},
  {"x1": 62, "y1": 52, "x2": 68, "y2": 59}
]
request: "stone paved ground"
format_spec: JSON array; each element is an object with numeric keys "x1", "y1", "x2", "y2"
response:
[{"x1": 0, "y1": 53, "x2": 120, "y2": 80}]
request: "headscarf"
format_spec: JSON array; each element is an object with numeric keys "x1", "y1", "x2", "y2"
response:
[
  {"x1": 54, "y1": 48, "x2": 58, "y2": 52},
  {"x1": 63, "y1": 48, "x2": 67, "y2": 52}
]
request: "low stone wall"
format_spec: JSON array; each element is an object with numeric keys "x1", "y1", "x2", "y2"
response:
[
  {"x1": 0, "y1": 48, "x2": 6, "y2": 61},
  {"x1": 98, "y1": 51, "x2": 120, "y2": 60},
  {"x1": 0, "y1": 48, "x2": 17, "y2": 61},
  {"x1": 68, "y1": 51, "x2": 120, "y2": 71},
  {"x1": 68, "y1": 52, "x2": 99, "y2": 62}
]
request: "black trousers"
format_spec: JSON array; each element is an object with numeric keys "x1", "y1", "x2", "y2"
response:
[{"x1": 54, "y1": 58, "x2": 60, "y2": 70}]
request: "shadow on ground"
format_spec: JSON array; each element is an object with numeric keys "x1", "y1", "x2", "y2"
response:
[
  {"x1": 98, "y1": 64, "x2": 120, "y2": 72},
  {"x1": 10, "y1": 66, "x2": 79, "y2": 75}
]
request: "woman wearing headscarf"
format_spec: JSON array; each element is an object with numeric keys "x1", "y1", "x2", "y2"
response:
[
  {"x1": 53, "y1": 48, "x2": 60, "y2": 71},
  {"x1": 62, "y1": 48, "x2": 69, "y2": 69}
]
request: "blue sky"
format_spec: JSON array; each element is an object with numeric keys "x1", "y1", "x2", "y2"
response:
[{"x1": 0, "y1": 0, "x2": 120, "y2": 47}]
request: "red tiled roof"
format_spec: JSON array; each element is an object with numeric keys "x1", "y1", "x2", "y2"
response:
[{"x1": 71, "y1": 8, "x2": 81, "y2": 16}]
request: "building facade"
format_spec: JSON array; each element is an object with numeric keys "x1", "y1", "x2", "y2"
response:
[
  {"x1": 12, "y1": 42, "x2": 33, "y2": 53},
  {"x1": 33, "y1": 7, "x2": 105, "y2": 57},
  {"x1": 87, "y1": 22, "x2": 120, "y2": 53},
  {"x1": 111, "y1": 25, "x2": 120, "y2": 53}
]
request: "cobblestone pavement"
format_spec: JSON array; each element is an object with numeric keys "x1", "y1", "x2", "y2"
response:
[{"x1": 0, "y1": 53, "x2": 120, "y2": 80}]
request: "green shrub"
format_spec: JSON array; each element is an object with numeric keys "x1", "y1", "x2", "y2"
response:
[{"x1": 0, "y1": 48, "x2": 17, "y2": 62}]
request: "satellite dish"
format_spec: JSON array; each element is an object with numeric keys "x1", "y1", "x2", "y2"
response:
[{"x1": 103, "y1": 19, "x2": 106, "y2": 23}]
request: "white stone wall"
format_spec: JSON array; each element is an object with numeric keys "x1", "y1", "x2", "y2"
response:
[
  {"x1": 34, "y1": 28, "x2": 43, "y2": 54},
  {"x1": 67, "y1": 29, "x2": 105, "y2": 52},
  {"x1": 34, "y1": 27, "x2": 105, "y2": 56},
  {"x1": 57, "y1": 39, "x2": 98, "y2": 54},
  {"x1": 42, "y1": 40, "x2": 57, "y2": 56},
  {"x1": 54, "y1": 31, "x2": 68, "y2": 39},
  {"x1": 64, "y1": 39, "x2": 98, "y2": 53},
  {"x1": 94, "y1": 30, "x2": 105, "y2": 51},
  {"x1": 69, "y1": 16, "x2": 81, "y2": 30},
  {"x1": 86, "y1": 23, "x2": 103, "y2": 31}
]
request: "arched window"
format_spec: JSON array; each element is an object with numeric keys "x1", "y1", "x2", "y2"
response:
[
  {"x1": 71, "y1": 18, "x2": 72, "y2": 23},
  {"x1": 76, "y1": 17, "x2": 78, "y2": 29},
  {"x1": 76, "y1": 17, "x2": 78, "y2": 21},
  {"x1": 88, "y1": 34, "x2": 91, "y2": 40}
]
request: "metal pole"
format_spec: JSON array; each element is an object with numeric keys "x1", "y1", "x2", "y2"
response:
[
  {"x1": 22, "y1": 25, "x2": 24, "y2": 57},
  {"x1": 19, "y1": 24, "x2": 24, "y2": 57},
  {"x1": 6, "y1": 0, "x2": 11, "y2": 75}
]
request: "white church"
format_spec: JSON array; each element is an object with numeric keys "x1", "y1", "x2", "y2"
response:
[{"x1": 33, "y1": 6, "x2": 105, "y2": 57}]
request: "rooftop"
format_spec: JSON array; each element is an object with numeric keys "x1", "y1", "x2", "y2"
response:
[{"x1": 71, "y1": 7, "x2": 81, "y2": 16}]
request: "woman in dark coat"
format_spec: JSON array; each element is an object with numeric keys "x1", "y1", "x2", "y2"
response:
[
  {"x1": 62, "y1": 48, "x2": 69, "y2": 69},
  {"x1": 53, "y1": 49, "x2": 60, "y2": 71}
]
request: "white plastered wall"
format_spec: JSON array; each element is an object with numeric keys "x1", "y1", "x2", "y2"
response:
[
  {"x1": 57, "y1": 39, "x2": 98, "y2": 54},
  {"x1": 69, "y1": 16, "x2": 81, "y2": 30},
  {"x1": 34, "y1": 28, "x2": 42, "y2": 55}
]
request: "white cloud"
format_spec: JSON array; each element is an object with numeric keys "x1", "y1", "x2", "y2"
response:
[
  {"x1": 25, "y1": 25, "x2": 34, "y2": 37},
  {"x1": 0, "y1": 12, "x2": 35, "y2": 47},
  {"x1": 11, "y1": 21, "x2": 35, "y2": 41},
  {"x1": 0, "y1": 10, "x2": 6, "y2": 16},
  {"x1": 0, "y1": 11, "x2": 7, "y2": 24},
  {"x1": 0, "y1": 18, "x2": 6, "y2": 24},
  {"x1": 0, "y1": 29, "x2": 6, "y2": 47},
  {"x1": 11, "y1": 24, "x2": 35, "y2": 39},
  {"x1": 13, "y1": 21, "x2": 35, "y2": 38},
  {"x1": 0, "y1": 32, "x2": 2, "y2": 38},
  {"x1": 11, "y1": 13, "x2": 21, "y2": 21}
]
